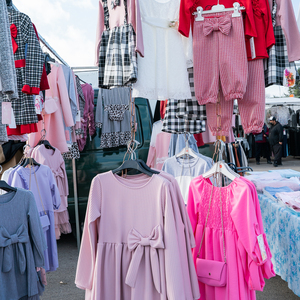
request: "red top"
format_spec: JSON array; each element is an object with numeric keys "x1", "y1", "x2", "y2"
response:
[{"x1": 245, "y1": 0, "x2": 275, "y2": 60}]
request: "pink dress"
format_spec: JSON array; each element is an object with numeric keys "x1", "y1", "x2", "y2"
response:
[
  {"x1": 75, "y1": 171, "x2": 199, "y2": 300},
  {"x1": 31, "y1": 144, "x2": 71, "y2": 239},
  {"x1": 187, "y1": 176, "x2": 274, "y2": 300},
  {"x1": 28, "y1": 64, "x2": 75, "y2": 153}
]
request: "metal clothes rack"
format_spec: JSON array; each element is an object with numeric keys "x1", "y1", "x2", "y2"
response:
[{"x1": 13, "y1": 4, "x2": 81, "y2": 250}]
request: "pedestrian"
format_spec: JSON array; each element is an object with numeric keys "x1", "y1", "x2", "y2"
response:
[
  {"x1": 268, "y1": 116, "x2": 283, "y2": 167},
  {"x1": 254, "y1": 123, "x2": 272, "y2": 165}
]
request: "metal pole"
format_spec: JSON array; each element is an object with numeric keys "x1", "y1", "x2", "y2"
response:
[{"x1": 72, "y1": 158, "x2": 81, "y2": 250}]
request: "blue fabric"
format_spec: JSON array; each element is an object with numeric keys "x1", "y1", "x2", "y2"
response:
[
  {"x1": 269, "y1": 169, "x2": 300, "y2": 178},
  {"x1": 168, "y1": 134, "x2": 199, "y2": 157},
  {"x1": 264, "y1": 186, "x2": 294, "y2": 198},
  {"x1": 259, "y1": 194, "x2": 300, "y2": 297}
]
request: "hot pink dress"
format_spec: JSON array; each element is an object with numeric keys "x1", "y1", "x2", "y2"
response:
[{"x1": 187, "y1": 176, "x2": 275, "y2": 300}]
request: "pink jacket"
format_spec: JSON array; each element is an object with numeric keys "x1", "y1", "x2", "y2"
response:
[
  {"x1": 94, "y1": 0, "x2": 144, "y2": 65},
  {"x1": 28, "y1": 64, "x2": 74, "y2": 153}
]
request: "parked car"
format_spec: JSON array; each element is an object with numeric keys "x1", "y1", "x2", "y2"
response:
[{"x1": 65, "y1": 91, "x2": 154, "y2": 233}]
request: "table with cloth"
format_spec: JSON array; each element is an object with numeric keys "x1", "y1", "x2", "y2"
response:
[{"x1": 258, "y1": 194, "x2": 300, "y2": 297}]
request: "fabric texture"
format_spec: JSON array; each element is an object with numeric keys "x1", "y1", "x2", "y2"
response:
[
  {"x1": 188, "y1": 176, "x2": 275, "y2": 300},
  {"x1": 193, "y1": 12, "x2": 248, "y2": 105},
  {"x1": 5, "y1": 7, "x2": 44, "y2": 125},
  {"x1": 162, "y1": 99, "x2": 206, "y2": 134},
  {"x1": 0, "y1": 188, "x2": 46, "y2": 300},
  {"x1": 75, "y1": 171, "x2": 199, "y2": 299},
  {"x1": 95, "y1": 87, "x2": 131, "y2": 148},
  {"x1": 98, "y1": 0, "x2": 139, "y2": 87},
  {"x1": 132, "y1": 0, "x2": 192, "y2": 100}
]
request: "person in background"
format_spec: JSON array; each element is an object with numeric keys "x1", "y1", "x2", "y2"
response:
[
  {"x1": 254, "y1": 123, "x2": 272, "y2": 165},
  {"x1": 268, "y1": 116, "x2": 283, "y2": 167}
]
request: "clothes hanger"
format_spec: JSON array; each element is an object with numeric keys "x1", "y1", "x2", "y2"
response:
[
  {"x1": 194, "y1": 1, "x2": 245, "y2": 21},
  {"x1": 36, "y1": 129, "x2": 55, "y2": 151},
  {"x1": 112, "y1": 140, "x2": 159, "y2": 176},
  {"x1": 176, "y1": 134, "x2": 199, "y2": 159}
]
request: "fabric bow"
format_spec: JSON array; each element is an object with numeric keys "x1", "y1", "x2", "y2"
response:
[
  {"x1": 125, "y1": 225, "x2": 164, "y2": 293},
  {"x1": 0, "y1": 224, "x2": 29, "y2": 274},
  {"x1": 10, "y1": 24, "x2": 18, "y2": 54},
  {"x1": 51, "y1": 168, "x2": 64, "y2": 179},
  {"x1": 203, "y1": 16, "x2": 232, "y2": 36}
]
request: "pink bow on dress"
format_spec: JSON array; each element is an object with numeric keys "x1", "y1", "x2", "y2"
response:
[
  {"x1": 125, "y1": 225, "x2": 164, "y2": 293},
  {"x1": 203, "y1": 15, "x2": 232, "y2": 36}
]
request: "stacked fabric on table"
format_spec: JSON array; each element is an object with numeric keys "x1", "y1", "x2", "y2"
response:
[
  {"x1": 263, "y1": 186, "x2": 293, "y2": 199},
  {"x1": 269, "y1": 169, "x2": 300, "y2": 178},
  {"x1": 276, "y1": 191, "x2": 300, "y2": 212}
]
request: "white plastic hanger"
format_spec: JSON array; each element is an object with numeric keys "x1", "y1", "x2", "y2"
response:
[
  {"x1": 193, "y1": 2, "x2": 245, "y2": 21},
  {"x1": 176, "y1": 134, "x2": 199, "y2": 159}
]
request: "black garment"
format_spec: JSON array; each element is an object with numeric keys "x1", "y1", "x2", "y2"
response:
[
  {"x1": 272, "y1": 143, "x2": 282, "y2": 165},
  {"x1": 269, "y1": 122, "x2": 283, "y2": 146},
  {"x1": 255, "y1": 142, "x2": 271, "y2": 163}
]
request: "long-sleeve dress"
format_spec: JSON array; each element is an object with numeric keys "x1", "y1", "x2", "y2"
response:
[{"x1": 187, "y1": 176, "x2": 275, "y2": 300}]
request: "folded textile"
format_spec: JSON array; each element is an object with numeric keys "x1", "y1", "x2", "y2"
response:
[
  {"x1": 269, "y1": 169, "x2": 300, "y2": 179},
  {"x1": 276, "y1": 191, "x2": 300, "y2": 211},
  {"x1": 264, "y1": 186, "x2": 294, "y2": 199},
  {"x1": 253, "y1": 179, "x2": 300, "y2": 193},
  {"x1": 246, "y1": 172, "x2": 283, "y2": 182}
]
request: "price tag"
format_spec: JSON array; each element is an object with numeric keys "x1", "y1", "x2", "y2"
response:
[
  {"x1": 2, "y1": 102, "x2": 12, "y2": 124},
  {"x1": 250, "y1": 37, "x2": 256, "y2": 59},
  {"x1": 257, "y1": 234, "x2": 267, "y2": 262}
]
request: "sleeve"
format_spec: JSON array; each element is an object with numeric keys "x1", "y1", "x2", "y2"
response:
[
  {"x1": 163, "y1": 182, "x2": 187, "y2": 300},
  {"x1": 94, "y1": 1, "x2": 105, "y2": 66},
  {"x1": 95, "y1": 89, "x2": 103, "y2": 128},
  {"x1": 75, "y1": 176, "x2": 101, "y2": 290},
  {"x1": 49, "y1": 168, "x2": 61, "y2": 210},
  {"x1": 186, "y1": 180, "x2": 198, "y2": 234},
  {"x1": 27, "y1": 190, "x2": 47, "y2": 267},
  {"x1": 277, "y1": 0, "x2": 300, "y2": 62},
  {"x1": 57, "y1": 66, "x2": 75, "y2": 128},
  {"x1": 146, "y1": 146, "x2": 156, "y2": 168},
  {"x1": 0, "y1": 0, "x2": 18, "y2": 96},
  {"x1": 230, "y1": 182, "x2": 268, "y2": 291},
  {"x1": 263, "y1": 0, "x2": 275, "y2": 49},
  {"x1": 278, "y1": 124, "x2": 283, "y2": 143},
  {"x1": 88, "y1": 87, "x2": 96, "y2": 136},
  {"x1": 243, "y1": 2, "x2": 258, "y2": 39},
  {"x1": 178, "y1": 0, "x2": 193, "y2": 37},
  {"x1": 60, "y1": 158, "x2": 69, "y2": 196},
  {"x1": 130, "y1": 0, "x2": 144, "y2": 57},
  {"x1": 21, "y1": 13, "x2": 43, "y2": 95}
]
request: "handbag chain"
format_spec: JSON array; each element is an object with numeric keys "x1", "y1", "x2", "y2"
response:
[{"x1": 197, "y1": 175, "x2": 226, "y2": 263}]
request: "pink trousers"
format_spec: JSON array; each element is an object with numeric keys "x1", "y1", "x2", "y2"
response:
[
  {"x1": 238, "y1": 59, "x2": 265, "y2": 134},
  {"x1": 193, "y1": 12, "x2": 248, "y2": 105}
]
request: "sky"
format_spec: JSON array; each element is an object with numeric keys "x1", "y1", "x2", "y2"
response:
[{"x1": 13, "y1": 0, "x2": 300, "y2": 95}]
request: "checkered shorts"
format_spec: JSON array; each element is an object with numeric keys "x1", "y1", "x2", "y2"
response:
[
  {"x1": 176, "y1": 68, "x2": 206, "y2": 120},
  {"x1": 162, "y1": 99, "x2": 206, "y2": 134},
  {"x1": 264, "y1": 26, "x2": 299, "y2": 87},
  {"x1": 98, "y1": 24, "x2": 138, "y2": 88}
]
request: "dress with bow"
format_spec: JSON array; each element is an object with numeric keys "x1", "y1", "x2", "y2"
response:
[
  {"x1": 75, "y1": 171, "x2": 200, "y2": 300},
  {"x1": 0, "y1": 188, "x2": 46, "y2": 299},
  {"x1": 31, "y1": 144, "x2": 71, "y2": 240}
]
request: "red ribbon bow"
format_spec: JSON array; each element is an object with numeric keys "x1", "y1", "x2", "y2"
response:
[
  {"x1": 203, "y1": 15, "x2": 232, "y2": 36},
  {"x1": 10, "y1": 24, "x2": 18, "y2": 54}
]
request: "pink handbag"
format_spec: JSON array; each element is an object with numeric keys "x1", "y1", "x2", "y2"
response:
[{"x1": 196, "y1": 184, "x2": 227, "y2": 287}]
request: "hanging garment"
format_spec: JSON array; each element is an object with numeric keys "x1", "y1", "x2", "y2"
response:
[
  {"x1": 187, "y1": 176, "x2": 275, "y2": 300},
  {"x1": 31, "y1": 144, "x2": 71, "y2": 240},
  {"x1": 168, "y1": 133, "x2": 199, "y2": 157},
  {"x1": 5, "y1": 7, "x2": 44, "y2": 126},
  {"x1": 78, "y1": 83, "x2": 95, "y2": 152},
  {"x1": 0, "y1": 188, "x2": 46, "y2": 300},
  {"x1": 176, "y1": 67, "x2": 207, "y2": 121},
  {"x1": 9, "y1": 164, "x2": 61, "y2": 272},
  {"x1": 96, "y1": 0, "x2": 143, "y2": 87},
  {"x1": 264, "y1": 26, "x2": 300, "y2": 87},
  {"x1": 192, "y1": 11, "x2": 248, "y2": 105},
  {"x1": 162, "y1": 99, "x2": 206, "y2": 134},
  {"x1": 132, "y1": 0, "x2": 192, "y2": 100},
  {"x1": 146, "y1": 120, "x2": 171, "y2": 170},
  {"x1": 28, "y1": 64, "x2": 75, "y2": 153},
  {"x1": 95, "y1": 87, "x2": 131, "y2": 148},
  {"x1": 75, "y1": 171, "x2": 199, "y2": 300},
  {"x1": 162, "y1": 155, "x2": 212, "y2": 203}
]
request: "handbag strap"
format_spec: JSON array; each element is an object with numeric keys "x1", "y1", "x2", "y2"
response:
[
  {"x1": 28, "y1": 162, "x2": 47, "y2": 216},
  {"x1": 197, "y1": 177, "x2": 227, "y2": 263}
]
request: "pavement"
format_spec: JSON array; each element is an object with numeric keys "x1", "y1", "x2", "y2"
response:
[{"x1": 40, "y1": 156, "x2": 300, "y2": 300}]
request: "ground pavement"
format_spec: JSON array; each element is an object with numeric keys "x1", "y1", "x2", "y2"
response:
[{"x1": 41, "y1": 156, "x2": 300, "y2": 300}]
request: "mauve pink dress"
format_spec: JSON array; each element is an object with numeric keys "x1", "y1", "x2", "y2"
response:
[
  {"x1": 75, "y1": 171, "x2": 199, "y2": 300},
  {"x1": 187, "y1": 176, "x2": 274, "y2": 300}
]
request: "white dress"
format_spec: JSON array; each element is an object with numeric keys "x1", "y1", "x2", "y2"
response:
[{"x1": 132, "y1": 0, "x2": 193, "y2": 101}]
